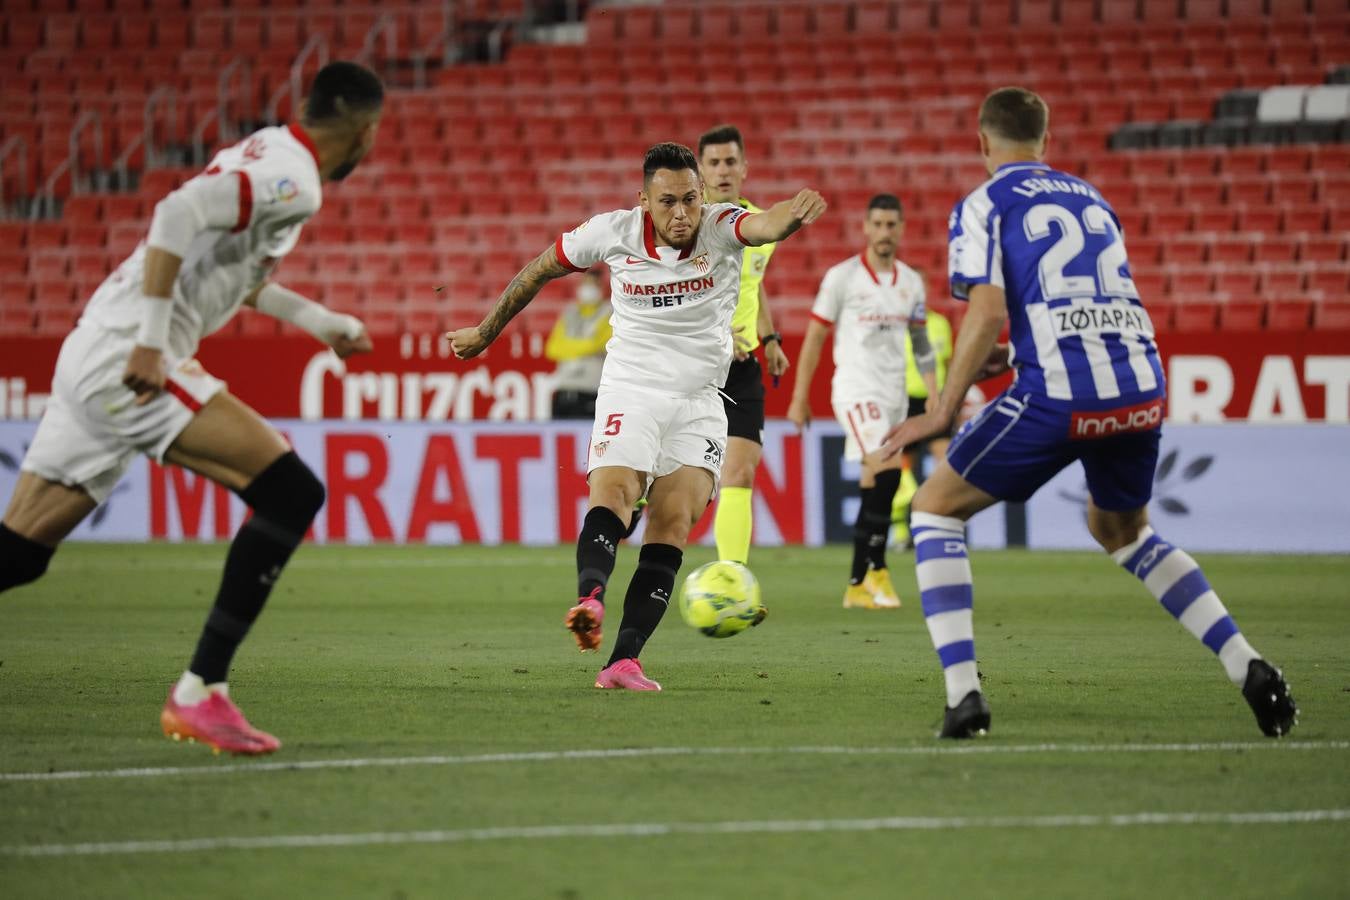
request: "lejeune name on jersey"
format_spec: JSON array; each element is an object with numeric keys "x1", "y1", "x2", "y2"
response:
[
  {"x1": 618, "y1": 275, "x2": 716, "y2": 307},
  {"x1": 1009, "y1": 176, "x2": 1104, "y2": 201}
]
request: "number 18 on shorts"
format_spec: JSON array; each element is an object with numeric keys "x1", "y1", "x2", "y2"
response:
[{"x1": 832, "y1": 398, "x2": 906, "y2": 463}]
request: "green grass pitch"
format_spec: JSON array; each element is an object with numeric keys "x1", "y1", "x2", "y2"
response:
[{"x1": 2, "y1": 543, "x2": 1347, "y2": 898}]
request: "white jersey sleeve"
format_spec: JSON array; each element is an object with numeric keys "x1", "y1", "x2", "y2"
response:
[
  {"x1": 556, "y1": 211, "x2": 625, "y2": 272},
  {"x1": 810, "y1": 264, "x2": 844, "y2": 325},
  {"x1": 702, "y1": 202, "x2": 754, "y2": 254},
  {"x1": 947, "y1": 187, "x2": 1003, "y2": 300},
  {"x1": 145, "y1": 171, "x2": 249, "y2": 258},
  {"x1": 146, "y1": 150, "x2": 320, "y2": 259}
]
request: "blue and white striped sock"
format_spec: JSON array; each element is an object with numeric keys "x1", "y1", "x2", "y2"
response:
[
  {"x1": 1112, "y1": 526, "x2": 1259, "y2": 685},
  {"x1": 912, "y1": 511, "x2": 980, "y2": 707}
]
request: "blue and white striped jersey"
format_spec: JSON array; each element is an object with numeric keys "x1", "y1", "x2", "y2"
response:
[{"x1": 948, "y1": 162, "x2": 1166, "y2": 407}]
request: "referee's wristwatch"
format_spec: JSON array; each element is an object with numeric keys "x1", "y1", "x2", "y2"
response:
[{"x1": 761, "y1": 332, "x2": 783, "y2": 346}]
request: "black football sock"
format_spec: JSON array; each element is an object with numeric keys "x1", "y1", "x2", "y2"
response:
[
  {"x1": 865, "y1": 469, "x2": 903, "y2": 571},
  {"x1": 576, "y1": 506, "x2": 626, "y2": 601},
  {"x1": 0, "y1": 523, "x2": 54, "y2": 593},
  {"x1": 607, "y1": 542, "x2": 683, "y2": 665},
  {"x1": 850, "y1": 487, "x2": 874, "y2": 584},
  {"x1": 188, "y1": 453, "x2": 325, "y2": 685}
]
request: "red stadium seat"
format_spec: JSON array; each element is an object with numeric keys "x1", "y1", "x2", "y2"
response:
[
  {"x1": 936, "y1": 0, "x2": 975, "y2": 29},
  {"x1": 1171, "y1": 300, "x2": 1219, "y2": 331},
  {"x1": 1299, "y1": 237, "x2": 1346, "y2": 264},
  {"x1": 35, "y1": 307, "x2": 79, "y2": 336},
  {"x1": 1258, "y1": 267, "x2": 1302, "y2": 298},
  {"x1": 1265, "y1": 300, "x2": 1312, "y2": 331},
  {"x1": 1208, "y1": 241, "x2": 1250, "y2": 266},
  {"x1": 1312, "y1": 302, "x2": 1350, "y2": 330},
  {"x1": 661, "y1": 7, "x2": 697, "y2": 40},
  {"x1": 66, "y1": 223, "x2": 107, "y2": 249},
  {"x1": 1213, "y1": 270, "x2": 1260, "y2": 300},
  {"x1": 1252, "y1": 238, "x2": 1298, "y2": 265},
  {"x1": 1307, "y1": 269, "x2": 1350, "y2": 296},
  {"x1": 896, "y1": 0, "x2": 934, "y2": 30},
  {"x1": 1218, "y1": 301, "x2": 1264, "y2": 330},
  {"x1": 1237, "y1": 207, "x2": 1281, "y2": 235},
  {"x1": 1194, "y1": 210, "x2": 1236, "y2": 234},
  {"x1": 1162, "y1": 238, "x2": 1207, "y2": 265}
]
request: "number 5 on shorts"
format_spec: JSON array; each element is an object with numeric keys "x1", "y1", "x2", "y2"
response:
[{"x1": 604, "y1": 413, "x2": 624, "y2": 436}]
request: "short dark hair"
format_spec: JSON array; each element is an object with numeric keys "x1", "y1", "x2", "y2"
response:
[
  {"x1": 979, "y1": 86, "x2": 1048, "y2": 144},
  {"x1": 642, "y1": 142, "x2": 699, "y2": 184},
  {"x1": 697, "y1": 124, "x2": 745, "y2": 158},
  {"x1": 304, "y1": 61, "x2": 384, "y2": 124},
  {"x1": 867, "y1": 194, "x2": 903, "y2": 216}
]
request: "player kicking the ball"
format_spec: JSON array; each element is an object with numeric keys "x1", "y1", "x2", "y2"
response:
[
  {"x1": 0, "y1": 62, "x2": 383, "y2": 754},
  {"x1": 879, "y1": 87, "x2": 1296, "y2": 739},
  {"x1": 449, "y1": 143, "x2": 824, "y2": 690},
  {"x1": 788, "y1": 194, "x2": 937, "y2": 610}
]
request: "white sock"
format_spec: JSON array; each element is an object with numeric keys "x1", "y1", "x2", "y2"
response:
[
  {"x1": 173, "y1": 671, "x2": 229, "y2": 705},
  {"x1": 172, "y1": 671, "x2": 211, "y2": 706}
]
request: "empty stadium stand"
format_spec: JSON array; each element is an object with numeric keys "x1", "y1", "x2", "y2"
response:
[{"x1": 2, "y1": 0, "x2": 1347, "y2": 338}]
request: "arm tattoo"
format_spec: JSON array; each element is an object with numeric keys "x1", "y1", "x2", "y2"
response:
[{"x1": 479, "y1": 245, "x2": 571, "y2": 342}]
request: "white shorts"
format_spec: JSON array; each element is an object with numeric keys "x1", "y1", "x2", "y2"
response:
[
  {"x1": 832, "y1": 396, "x2": 907, "y2": 463},
  {"x1": 588, "y1": 387, "x2": 728, "y2": 491},
  {"x1": 22, "y1": 323, "x2": 225, "y2": 503}
]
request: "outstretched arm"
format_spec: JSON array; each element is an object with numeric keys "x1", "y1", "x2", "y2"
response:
[
  {"x1": 736, "y1": 189, "x2": 827, "y2": 246},
  {"x1": 448, "y1": 244, "x2": 572, "y2": 359},
  {"x1": 247, "y1": 283, "x2": 372, "y2": 359}
]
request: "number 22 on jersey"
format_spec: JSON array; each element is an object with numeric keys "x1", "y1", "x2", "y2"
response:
[{"x1": 1023, "y1": 203, "x2": 1138, "y2": 301}]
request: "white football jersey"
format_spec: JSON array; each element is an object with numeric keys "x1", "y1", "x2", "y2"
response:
[
  {"x1": 811, "y1": 254, "x2": 927, "y2": 403},
  {"x1": 81, "y1": 124, "x2": 323, "y2": 358},
  {"x1": 557, "y1": 203, "x2": 751, "y2": 397}
]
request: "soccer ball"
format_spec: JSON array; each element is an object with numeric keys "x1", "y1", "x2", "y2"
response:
[{"x1": 678, "y1": 561, "x2": 763, "y2": 638}]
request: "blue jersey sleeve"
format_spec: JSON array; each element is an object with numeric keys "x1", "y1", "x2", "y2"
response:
[{"x1": 947, "y1": 188, "x2": 1003, "y2": 301}]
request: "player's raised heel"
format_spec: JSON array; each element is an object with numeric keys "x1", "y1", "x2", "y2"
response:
[
  {"x1": 1241, "y1": 659, "x2": 1297, "y2": 737},
  {"x1": 594, "y1": 658, "x2": 661, "y2": 691},
  {"x1": 565, "y1": 589, "x2": 605, "y2": 652},
  {"x1": 160, "y1": 691, "x2": 281, "y2": 755},
  {"x1": 939, "y1": 690, "x2": 991, "y2": 739}
]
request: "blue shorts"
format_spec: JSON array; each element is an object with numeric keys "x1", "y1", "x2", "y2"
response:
[{"x1": 945, "y1": 389, "x2": 1163, "y2": 511}]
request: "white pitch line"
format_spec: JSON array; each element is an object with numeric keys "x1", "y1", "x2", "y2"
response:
[
  {"x1": 4, "y1": 809, "x2": 1348, "y2": 858},
  {"x1": 4, "y1": 740, "x2": 1347, "y2": 783}
]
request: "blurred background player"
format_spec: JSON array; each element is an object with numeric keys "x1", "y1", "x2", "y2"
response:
[
  {"x1": 545, "y1": 268, "x2": 612, "y2": 420},
  {"x1": 890, "y1": 303, "x2": 954, "y2": 549},
  {"x1": 788, "y1": 194, "x2": 937, "y2": 610},
  {"x1": 881, "y1": 87, "x2": 1297, "y2": 740},
  {"x1": 0, "y1": 61, "x2": 383, "y2": 755},
  {"x1": 698, "y1": 125, "x2": 791, "y2": 565},
  {"x1": 449, "y1": 143, "x2": 824, "y2": 691}
]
